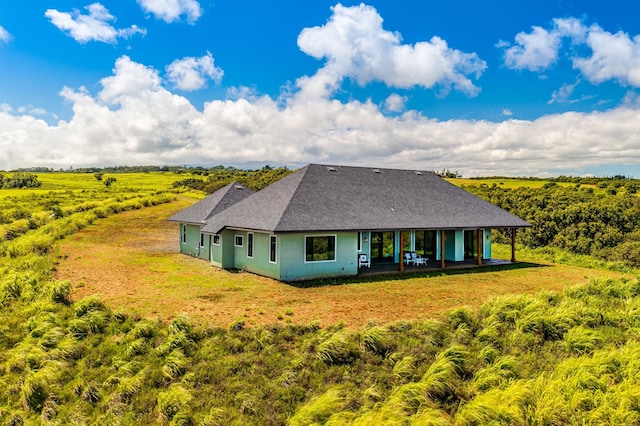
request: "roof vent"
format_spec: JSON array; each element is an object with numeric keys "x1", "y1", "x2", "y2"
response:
[
  {"x1": 415, "y1": 171, "x2": 423, "y2": 176},
  {"x1": 326, "y1": 166, "x2": 337, "y2": 172},
  {"x1": 373, "y1": 168, "x2": 381, "y2": 174}
]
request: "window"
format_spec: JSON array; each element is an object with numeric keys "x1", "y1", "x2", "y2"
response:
[
  {"x1": 247, "y1": 232, "x2": 254, "y2": 258},
  {"x1": 305, "y1": 235, "x2": 336, "y2": 262},
  {"x1": 213, "y1": 234, "x2": 220, "y2": 245},
  {"x1": 235, "y1": 235, "x2": 243, "y2": 247},
  {"x1": 357, "y1": 232, "x2": 361, "y2": 252},
  {"x1": 269, "y1": 235, "x2": 277, "y2": 263},
  {"x1": 182, "y1": 225, "x2": 187, "y2": 244},
  {"x1": 200, "y1": 233, "x2": 205, "y2": 248}
]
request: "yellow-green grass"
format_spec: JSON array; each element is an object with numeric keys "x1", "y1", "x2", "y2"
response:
[
  {"x1": 445, "y1": 177, "x2": 579, "y2": 189},
  {"x1": 0, "y1": 172, "x2": 189, "y2": 199},
  {"x1": 56, "y1": 199, "x2": 629, "y2": 330}
]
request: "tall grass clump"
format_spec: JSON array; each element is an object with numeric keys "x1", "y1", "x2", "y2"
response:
[{"x1": 316, "y1": 331, "x2": 359, "y2": 365}]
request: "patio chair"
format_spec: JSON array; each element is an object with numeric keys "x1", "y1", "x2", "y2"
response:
[
  {"x1": 404, "y1": 252, "x2": 415, "y2": 265},
  {"x1": 358, "y1": 253, "x2": 371, "y2": 268},
  {"x1": 411, "y1": 252, "x2": 428, "y2": 266}
]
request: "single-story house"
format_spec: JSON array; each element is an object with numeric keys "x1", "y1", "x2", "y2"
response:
[
  {"x1": 168, "y1": 181, "x2": 253, "y2": 260},
  {"x1": 169, "y1": 164, "x2": 531, "y2": 282}
]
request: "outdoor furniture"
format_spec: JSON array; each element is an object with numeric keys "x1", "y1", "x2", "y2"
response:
[
  {"x1": 411, "y1": 252, "x2": 428, "y2": 266},
  {"x1": 404, "y1": 252, "x2": 415, "y2": 265},
  {"x1": 358, "y1": 253, "x2": 371, "y2": 268}
]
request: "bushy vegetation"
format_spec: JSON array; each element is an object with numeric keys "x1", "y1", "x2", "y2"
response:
[
  {"x1": 172, "y1": 164, "x2": 294, "y2": 193},
  {"x1": 0, "y1": 172, "x2": 41, "y2": 189},
  {"x1": 1, "y1": 170, "x2": 639, "y2": 423},
  {"x1": 464, "y1": 182, "x2": 640, "y2": 268}
]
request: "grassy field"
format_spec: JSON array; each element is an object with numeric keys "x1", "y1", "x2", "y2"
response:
[
  {"x1": 0, "y1": 171, "x2": 193, "y2": 198},
  {"x1": 6, "y1": 171, "x2": 640, "y2": 424},
  {"x1": 56, "y1": 197, "x2": 628, "y2": 329},
  {"x1": 447, "y1": 177, "x2": 579, "y2": 188}
]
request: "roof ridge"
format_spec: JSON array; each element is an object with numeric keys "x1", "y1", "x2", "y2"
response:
[{"x1": 272, "y1": 165, "x2": 311, "y2": 232}]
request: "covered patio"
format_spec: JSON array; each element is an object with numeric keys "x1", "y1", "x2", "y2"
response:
[{"x1": 357, "y1": 257, "x2": 514, "y2": 277}]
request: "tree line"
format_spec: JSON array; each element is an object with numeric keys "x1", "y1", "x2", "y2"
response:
[{"x1": 464, "y1": 182, "x2": 640, "y2": 267}]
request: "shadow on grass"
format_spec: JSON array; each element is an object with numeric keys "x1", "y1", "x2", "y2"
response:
[{"x1": 287, "y1": 261, "x2": 546, "y2": 289}]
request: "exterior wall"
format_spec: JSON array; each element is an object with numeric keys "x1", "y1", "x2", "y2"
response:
[
  {"x1": 230, "y1": 231, "x2": 280, "y2": 280},
  {"x1": 483, "y1": 228, "x2": 492, "y2": 259},
  {"x1": 279, "y1": 231, "x2": 358, "y2": 282},
  {"x1": 218, "y1": 229, "x2": 236, "y2": 269},
  {"x1": 210, "y1": 233, "x2": 223, "y2": 267},
  {"x1": 205, "y1": 227, "x2": 496, "y2": 281},
  {"x1": 443, "y1": 230, "x2": 465, "y2": 261},
  {"x1": 179, "y1": 223, "x2": 209, "y2": 260}
]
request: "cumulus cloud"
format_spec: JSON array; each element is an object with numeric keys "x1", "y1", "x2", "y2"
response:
[
  {"x1": 45, "y1": 3, "x2": 146, "y2": 44},
  {"x1": 295, "y1": 3, "x2": 486, "y2": 100},
  {"x1": 137, "y1": 0, "x2": 202, "y2": 24},
  {"x1": 500, "y1": 18, "x2": 585, "y2": 71},
  {"x1": 573, "y1": 27, "x2": 640, "y2": 86},
  {"x1": 0, "y1": 25, "x2": 12, "y2": 43},
  {"x1": 502, "y1": 17, "x2": 640, "y2": 88},
  {"x1": 2, "y1": 55, "x2": 640, "y2": 176},
  {"x1": 166, "y1": 52, "x2": 224, "y2": 91},
  {"x1": 383, "y1": 94, "x2": 407, "y2": 113}
]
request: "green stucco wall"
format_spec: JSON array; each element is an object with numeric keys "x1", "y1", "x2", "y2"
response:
[
  {"x1": 179, "y1": 224, "x2": 209, "y2": 260},
  {"x1": 227, "y1": 231, "x2": 280, "y2": 280},
  {"x1": 278, "y1": 232, "x2": 358, "y2": 282}
]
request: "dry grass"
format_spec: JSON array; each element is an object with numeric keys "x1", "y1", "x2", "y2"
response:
[{"x1": 56, "y1": 199, "x2": 626, "y2": 329}]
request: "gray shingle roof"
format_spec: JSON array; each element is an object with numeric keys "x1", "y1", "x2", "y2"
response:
[
  {"x1": 200, "y1": 164, "x2": 531, "y2": 234},
  {"x1": 168, "y1": 181, "x2": 253, "y2": 225}
]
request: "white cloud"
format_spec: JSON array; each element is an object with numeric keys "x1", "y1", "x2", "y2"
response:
[
  {"x1": 383, "y1": 94, "x2": 407, "y2": 113},
  {"x1": 45, "y1": 3, "x2": 146, "y2": 44},
  {"x1": 502, "y1": 17, "x2": 640, "y2": 88},
  {"x1": 548, "y1": 80, "x2": 580, "y2": 104},
  {"x1": 0, "y1": 25, "x2": 12, "y2": 43},
  {"x1": 2, "y1": 56, "x2": 640, "y2": 176},
  {"x1": 17, "y1": 106, "x2": 48, "y2": 116},
  {"x1": 137, "y1": 0, "x2": 202, "y2": 24},
  {"x1": 226, "y1": 86, "x2": 259, "y2": 101},
  {"x1": 166, "y1": 52, "x2": 223, "y2": 91},
  {"x1": 502, "y1": 109, "x2": 512, "y2": 117},
  {"x1": 501, "y1": 25, "x2": 563, "y2": 71},
  {"x1": 573, "y1": 27, "x2": 640, "y2": 86},
  {"x1": 295, "y1": 3, "x2": 486, "y2": 100},
  {"x1": 501, "y1": 17, "x2": 587, "y2": 71}
]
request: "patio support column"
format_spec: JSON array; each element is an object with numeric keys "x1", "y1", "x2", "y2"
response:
[
  {"x1": 399, "y1": 231, "x2": 405, "y2": 272},
  {"x1": 477, "y1": 228, "x2": 482, "y2": 265},
  {"x1": 440, "y1": 229, "x2": 446, "y2": 269},
  {"x1": 511, "y1": 228, "x2": 517, "y2": 263}
]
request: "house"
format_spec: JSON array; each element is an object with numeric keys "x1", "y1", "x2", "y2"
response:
[
  {"x1": 170, "y1": 164, "x2": 531, "y2": 282},
  {"x1": 168, "y1": 181, "x2": 253, "y2": 260}
]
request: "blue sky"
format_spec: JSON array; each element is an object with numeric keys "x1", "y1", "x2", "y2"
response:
[{"x1": 1, "y1": 1, "x2": 640, "y2": 176}]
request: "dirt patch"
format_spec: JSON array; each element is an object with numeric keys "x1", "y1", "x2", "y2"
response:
[{"x1": 56, "y1": 200, "x2": 626, "y2": 329}]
